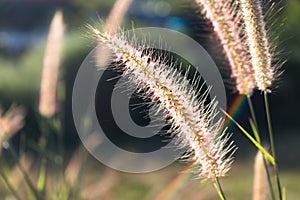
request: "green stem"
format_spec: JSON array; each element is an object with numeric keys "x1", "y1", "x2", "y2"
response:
[
  {"x1": 37, "y1": 158, "x2": 47, "y2": 192},
  {"x1": 220, "y1": 108, "x2": 275, "y2": 164},
  {"x1": 264, "y1": 92, "x2": 282, "y2": 200},
  {"x1": 214, "y1": 177, "x2": 226, "y2": 200},
  {"x1": 249, "y1": 120, "x2": 275, "y2": 200},
  {"x1": 262, "y1": 155, "x2": 276, "y2": 200},
  {"x1": 247, "y1": 95, "x2": 259, "y2": 131},
  {"x1": 282, "y1": 187, "x2": 287, "y2": 200},
  {"x1": 247, "y1": 96, "x2": 275, "y2": 200},
  {"x1": 274, "y1": 167, "x2": 283, "y2": 200},
  {"x1": 263, "y1": 92, "x2": 276, "y2": 159}
]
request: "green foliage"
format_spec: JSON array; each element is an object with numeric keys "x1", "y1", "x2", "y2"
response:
[
  {"x1": 0, "y1": 30, "x2": 89, "y2": 105},
  {"x1": 0, "y1": 45, "x2": 43, "y2": 104}
]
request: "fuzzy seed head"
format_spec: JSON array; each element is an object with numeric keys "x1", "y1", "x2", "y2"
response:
[
  {"x1": 90, "y1": 27, "x2": 235, "y2": 180},
  {"x1": 239, "y1": 0, "x2": 274, "y2": 92},
  {"x1": 195, "y1": 0, "x2": 255, "y2": 95},
  {"x1": 39, "y1": 10, "x2": 64, "y2": 117}
]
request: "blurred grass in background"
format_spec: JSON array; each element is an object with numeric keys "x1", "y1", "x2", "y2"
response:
[{"x1": 0, "y1": 0, "x2": 299, "y2": 199}]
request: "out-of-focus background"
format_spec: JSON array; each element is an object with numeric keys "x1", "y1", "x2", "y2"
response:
[{"x1": 0, "y1": 0, "x2": 299, "y2": 199}]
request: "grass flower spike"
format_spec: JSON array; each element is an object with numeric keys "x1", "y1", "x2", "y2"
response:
[
  {"x1": 0, "y1": 105, "x2": 26, "y2": 150},
  {"x1": 89, "y1": 26, "x2": 235, "y2": 183},
  {"x1": 95, "y1": 0, "x2": 133, "y2": 67},
  {"x1": 238, "y1": 0, "x2": 275, "y2": 92},
  {"x1": 39, "y1": 10, "x2": 64, "y2": 117},
  {"x1": 195, "y1": 0, "x2": 255, "y2": 95},
  {"x1": 253, "y1": 151, "x2": 268, "y2": 200}
]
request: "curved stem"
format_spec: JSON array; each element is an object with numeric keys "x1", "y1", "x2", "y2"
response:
[{"x1": 220, "y1": 108, "x2": 275, "y2": 165}]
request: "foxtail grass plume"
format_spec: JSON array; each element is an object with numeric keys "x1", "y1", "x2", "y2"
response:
[
  {"x1": 238, "y1": 0, "x2": 275, "y2": 92},
  {"x1": 0, "y1": 105, "x2": 26, "y2": 149},
  {"x1": 103, "y1": 0, "x2": 133, "y2": 33},
  {"x1": 195, "y1": 0, "x2": 255, "y2": 95},
  {"x1": 39, "y1": 10, "x2": 64, "y2": 117},
  {"x1": 96, "y1": 0, "x2": 133, "y2": 67},
  {"x1": 89, "y1": 26, "x2": 235, "y2": 180},
  {"x1": 253, "y1": 151, "x2": 268, "y2": 200}
]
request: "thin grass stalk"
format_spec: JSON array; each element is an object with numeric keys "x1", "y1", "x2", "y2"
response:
[
  {"x1": 249, "y1": 119, "x2": 260, "y2": 145},
  {"x1": 7, "y1": 142, "x2": 41, "y2": 199},
  {"x1": 247, "y1": 95, "x2": 259, "y2": 131},
  {"x1": 264, "y1": 91, "x2": 282, "y2": 200},
  {"x1": 224, "y1": 108, "x2": 276, "y2": 198},
  {"x1": 225, "y1": 112, "x2": 276, "y2": 199},
  {"x1": 37, "y1": 104, "x2": 64, "y2": 194},
  {"x1": 247, "y1": 95, "x2": 275, "y2": 200},
  {"x1": 36, "y1": 117, "x2": 49, "y2": 195},
  {"x1": 247, "y1": 96, "x2": 275, "y2": 199},
  {"x1": 7, "y1": 154, "x2": 33, "y2": 191},
  {"x1": 249, "y1": 119, "x2": 275, "y2": 200},
  {"x1": 221, "y1": 108, "x2": 274, "y2": 165},
  {"x1": 262, "y1": 156, "x2": 275, "y2": 200},
  {"x1": 37, "y1": 158, "x2": 47, "y2": 192},
  {"x1": 282, "y1": 187, "x2": 286, "y2": 200},
  {"x1": 263, "y1": 92, "x2": 276, "y2": 161},
  {"x1": 0, "y1": 169, "x2": 22, "y2": 200},
  {"x1": 214, "y1": 177, "x2": 226, "y2": 200},
  {"x1": 36, "y1": 116, "x2": 64, "y2": 195}
]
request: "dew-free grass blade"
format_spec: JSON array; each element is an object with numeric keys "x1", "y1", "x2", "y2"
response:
[{"x1": 220, "y1": 108, "x2": 275, "y2": 165}]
